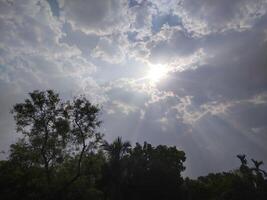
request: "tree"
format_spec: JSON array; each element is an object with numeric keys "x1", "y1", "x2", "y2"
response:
[
  {"x1": 102, "y1": 137, "x2": 131, "y2": 200},
  {"x1": 124, "y1": 142, "x2": 186, "y2": 200},
  {"x1": 62, "y1": 96, "x2": 102, "y2": 189},
  {"x1": 183, "y1": 155, "x2": 267, "y2": 200},
  {"x1": 2, "y1": 89, "x2": 267, "y2": 200},
  {"x1": 102, "y1": 137, "x2": 131, "y2": 163},
  {"x1": 10, "y1": 90, "x2": 102, "y2": 197}
]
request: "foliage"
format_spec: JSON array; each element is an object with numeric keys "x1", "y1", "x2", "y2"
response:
[
  {"x1": 123, "y1": 142, "x2": 186, "y2": 200},
  {"x1": 0, "y1": 90, "x2": 266, "y2": 200},
  {"x1": 183, "y1": 155, "x2": 267, "y2": 200},
  {"x1": 5, "y1": 90, "x2": 103, "y2": 199}
]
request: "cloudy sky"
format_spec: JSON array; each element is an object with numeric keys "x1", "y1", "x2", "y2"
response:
[{"x1": 1, "y1": 0, "x2": 267, "y2": 177}]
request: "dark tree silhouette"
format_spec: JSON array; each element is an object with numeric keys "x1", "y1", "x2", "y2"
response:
[
  {"x1": 0, "y1": 90, "x2": 266, "y2": 200},
  {"x1": 8, "y1": 90, "x2": 103, "y2": 199},
  {"x1": 123, "y1": 142, "x2": 186, "y2": 200},
  {"x1": 102, "y1": 137, "x2": 131, "y2": 200}
]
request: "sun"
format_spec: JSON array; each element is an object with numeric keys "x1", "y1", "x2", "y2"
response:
[{"x1": 147, "y1": 64, "x2": 168, "y2": 83}]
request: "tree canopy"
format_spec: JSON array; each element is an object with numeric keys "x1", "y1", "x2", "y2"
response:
[{"x1": 0, "y1": 90, "x2": 266, "y2": 200}]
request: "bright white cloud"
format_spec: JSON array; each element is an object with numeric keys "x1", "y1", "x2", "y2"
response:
[
  {"x1": 170, "y1": 93, "x2": 267, "y2": 126},
  {"x1": 0, "y1": 0, "x2": 98, "y2": 92}
]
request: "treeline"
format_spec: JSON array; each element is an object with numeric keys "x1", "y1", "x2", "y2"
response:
[{"x1": 0, "y1": 90, "x2": 266, "y2": 200}]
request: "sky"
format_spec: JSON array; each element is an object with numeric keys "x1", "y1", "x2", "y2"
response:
[{"x1": 0, "y1": 0, "x2": 267, "y2": 178}]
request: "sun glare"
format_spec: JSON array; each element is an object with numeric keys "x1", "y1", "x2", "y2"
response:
[{"x1": 147, "y1": 64, "x2": 168, "y2": 83}]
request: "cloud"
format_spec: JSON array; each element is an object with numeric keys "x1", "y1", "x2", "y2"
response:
[
  {"x1": 0, "y1": 0, "x2": 99, "y2": 91},
  {"x1": 60, "y1": 23, "x2": 100, "y2": 56},
  {"x1": 247, "y1": 92, "x2": 267, "y2": 105},
  {"x1": 91, "y1": 34, "x2": 127, "y2": 64},
  {"x1": 176, "y1": 0, "x2": 267, "y2": 36},
  {"x1": 148, "y1": 26, "x2": 200, "y2": 62},
  {"x1": 59, "y1": 0, "x2": 130, "y2": 35},
  {"x1": 147, "y1": 0, "x2": 267, "y2": 36},
  {"x1": 108, "y1": 100, "x2": 139, "y2": 115},
  {"x1": 128, "y1": 0, "x2": 155, "y2": 37},
  {"x1": 168, "y1": 92, "x2": 267, "y2": 127},
  {"x1": 158, "y1": 24, "x2": 267, "y2": 106},
  {"x1": 0, "y1": 0, "x2": 105, "y2": 155}
]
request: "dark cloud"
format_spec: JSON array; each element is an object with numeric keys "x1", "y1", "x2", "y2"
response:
[
  {"x1": 59, "y1": 0, "x2": 129, "y2": 34},
  {"x1": 60, "y1": 23, "x2": 99, "y2": 56},
  {"x1": 149, "y1": 27, "x2": 200, "y2": 63},
  {"x1": 160, "y1": 25, "x2": 267, "y2": 102},
  {"x1": 152, "y1": 13, "x2": 181, "y2": 33},
  {"x1": 176, "y1": 0, "x2": 267, "y2": 35}
]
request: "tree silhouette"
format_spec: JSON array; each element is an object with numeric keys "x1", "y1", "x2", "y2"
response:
[
  {"x1": 11, "y1": 90, "x2": 70, "y2": 184},
  {"x1": 9, "y1": 90, "x2": 103, "y2": 199},
  {"x1": 0, "y1": 90, "x2": 266, "y2": 200},
  {"x1": 102, "y1": 137, "x2": 131, "y2": 162},
  {"x1": 124, "y1": 142, "x2": 186, "y2": 200},
  {"x1": 102, "y1": 137, "x2": 131, "y2": 200}
]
